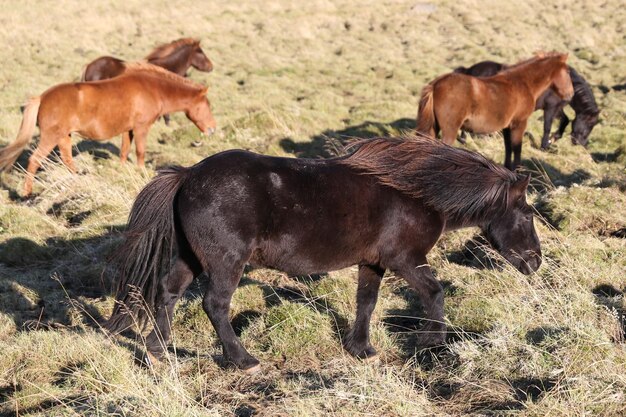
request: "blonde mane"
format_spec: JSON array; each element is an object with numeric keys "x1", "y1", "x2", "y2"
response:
[
  {"x1": 145, "y1": 38, "x2": 200, "y2": 61},
  {"x1": 123, "y1": 62, "x2": 206, "y2": 90}
]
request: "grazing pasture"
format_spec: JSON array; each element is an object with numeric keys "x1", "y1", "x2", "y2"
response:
[{"x1": 0, "y1": 0, "x2": 624, "y2": 415}]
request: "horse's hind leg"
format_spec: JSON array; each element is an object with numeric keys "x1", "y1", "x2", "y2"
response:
[
  {"x1": 23, "y1": 134, "x2": 60, "y2": 196},
  {"x1": 58, "y1": 134, "x2": 76, "y2": 173},
  {"x1": 203, "y1": 261, "x2": 260, "y2": 372},
  {"x1": 439, "y1": 116, "x2": 464, "y2": 146},
  {"x1": 144, "y1": 258, "x2": 196, "y2": 360},
  {"x1": 344, "y1": 265, "x2": 384, "y2": 359}
]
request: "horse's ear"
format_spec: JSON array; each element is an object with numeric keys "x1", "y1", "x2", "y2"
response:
[
  {"x1": 509, "y1": 174, "x2": 531, "y2": 203},
  {"x1": 199, "y1": 86, "x2": 209, "y2": 96},
  {"x1": 559, "y1": 53, "x2": 569, "y2": 63}
]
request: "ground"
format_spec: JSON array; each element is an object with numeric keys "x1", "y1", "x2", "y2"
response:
[{"x1": 0, "y1": 0, "x2": 625, "y2": 416}]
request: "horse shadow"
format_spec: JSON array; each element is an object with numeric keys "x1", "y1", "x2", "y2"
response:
[
  {"x1": 279, "y1": 118, "x2": 416, "y2": 158},
  {"x1": 75, "y1": 139, "x2": 120, "y2": 160},
  {"x1": 521, "y1": 158, "x2": 591, "y2": 195},
  {"x1": 445, "y1": 235, "x2": 505, "y2": 271},
  {"x1": 592, "y1": 284, "x2": 625, "y2": 343},
  {"x1": 0, "y1": 227, "x2": 123, "y2": 332}
]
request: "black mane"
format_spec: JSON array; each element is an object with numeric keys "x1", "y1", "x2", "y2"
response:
[
  {"x1": 341, "y1": 136, "x2": 519, "y2": 224},
  {"x1": 570, "y1": 67, "x2": 600, "y2": 115}
]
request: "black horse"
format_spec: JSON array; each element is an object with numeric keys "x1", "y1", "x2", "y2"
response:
[
  {"x1": 107, "y1": 136, "x2": 542, "y2": 373},
  {"x1": 455, "y1": 61, "x2": 600, "y2": 149}
]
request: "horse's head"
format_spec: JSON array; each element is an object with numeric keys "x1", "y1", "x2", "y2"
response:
[
  {"x1": 571, "y1": 111, "x2": 600, "y2": 147},
  {"x1": 481, "y1": 174, "x2": 542, "y2": 275},
  {"x1": 186, "y1": 88, "x2": 216, "y2": 136},
  {"x1": 190, "y1": 41, "x2": 213, "y2": 72},
  {"x1": 551, "y1": 55, "x2": 574, "y2": 101}
]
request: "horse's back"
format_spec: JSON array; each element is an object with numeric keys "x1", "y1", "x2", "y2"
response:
[
  {"x1": 83, "y1": 56, "x2": 126, "y2": 81},
  {"x1": 175, "y1": 150, "x2": 440, "y2": 274}
]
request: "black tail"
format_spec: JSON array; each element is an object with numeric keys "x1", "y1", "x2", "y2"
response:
[{"x1": 106, "y1": 166, "x2": 189, "y2": 333}]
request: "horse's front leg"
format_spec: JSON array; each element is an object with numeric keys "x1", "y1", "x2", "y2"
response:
[
  {"x1": 120, "y1": 130, "x2": 134, "y2": 163},
  {"x1": 395, "y1": 260, "x2": 445, "y2": 348},
  {"x1": 510, "y1": 120, "x2": 528, "y2": 170},
  {"x1": 541, "y1": 105, "x2": 558, "y2": 150},
  {"x1": 344, "y1": 264, "x2": 385, "y2": 359},
  {"x1": 132, "y1": 125, "x2": 151, "y2": 167},
  {"x1": 554, "y1": 106, "x2": 569, "y2": 141}
]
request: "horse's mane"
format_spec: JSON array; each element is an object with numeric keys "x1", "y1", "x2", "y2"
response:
[
  {"x1": 123, "y1": 61, "x2": 206, "y2": 90},
  {"x1": 570, "y1": 67, "x2": 600, "y2": 115},
  {"x1": 145, "y1": 38, "x2": 199, "y2": 61},
  {"x1": 499, "y1": 52, "x2": 565, "y2": 74},
  {"x1": 340, "y1": 136, "x2": 519, "y2": 223}
]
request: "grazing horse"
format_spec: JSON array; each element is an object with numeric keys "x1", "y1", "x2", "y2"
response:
[
  {"x1": 0, "y1": 63, "x2": 216, "y2": 196},
  {"x1": 82, "y1": 38, "x2": 213, "y2": 81},
  {"x1": 455, "y1": 61, "x2": 600, "y2": 149},
  {"x1": 417, "y1": 53, "x2": 574, "y2": 170},
  {"x1": 82, "y1": 38, "x2": 213, "y2": 126},
  {"x1": 106, "y1": 136, "x2": 542, "y2": 374}
]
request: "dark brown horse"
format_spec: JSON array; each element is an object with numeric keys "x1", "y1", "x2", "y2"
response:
[
  {"x1": 0, "y1": 63, "x2": 216, "y2": 196},
  {"x1": 82, "y1": 38, "x2": 213, "y2": 81},
  {"x1": 417, "y1": 53, "x2": 574, "y2": 170},
  {"x1": 455, "y1": 61, "x2": 600, "y2": 149},
  {"x1": 107, "y1": 136, "x2": 541, "y2": 374}
]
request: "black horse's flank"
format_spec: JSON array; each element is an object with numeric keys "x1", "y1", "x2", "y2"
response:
[
  {"x1": 455, "y1": 61, "x2": 600, "y2": 148},
  {"x1": 107, "y1": 136, "x2": 541, "y2": 373}
]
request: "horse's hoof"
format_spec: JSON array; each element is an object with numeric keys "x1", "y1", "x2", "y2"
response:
[
  {"x1": 138, "y1": 351, "x2": 162, "y2": 368},
  {"x1": 361, "y1": 352, "x2": 379, "y2": 363},
  {"x1": 242, "y1": 363, "x2": 261, "y2": 375}
]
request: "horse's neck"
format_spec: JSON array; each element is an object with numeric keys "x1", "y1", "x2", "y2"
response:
[
  {"x1": 149, "y1": 47, "x2": 192, "y2": 75},
  {"x1": 153, "y1": 82, "x2": 199, "y2": 113},
  {"x1": 514, "y1": 61, "x2": 558, "y2": 100},
  {"x1": 442, "y1": 216, "x2": 481, "y2": 232}
]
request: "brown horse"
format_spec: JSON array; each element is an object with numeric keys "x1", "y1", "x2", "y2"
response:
[
  {"x1": 417, "y1": 53, "x2": 574, "y2": 170},
  {"x1": 82, "y1": 38, "x2": 213, "y2": 81},
  {"x1": 0, "y1": 63, "x2": 216, "y2": 196}
]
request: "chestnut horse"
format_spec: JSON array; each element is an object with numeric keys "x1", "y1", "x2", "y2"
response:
[
  {"x1": 455, "y1": 61, "x2": 600, "y2": 149},
  {"x1": 82, "y1": 38, "x2": 213, "y2": 81},
  {"x1": 82, "y1": 38, "x2": 213, "y2": 126},
  {"x1": 107, "y1": 136, "x2": 541, "y2": 373},
  {"x1": 0, "y1": 63, "x2": 216, "y2": 196},
  {"x1": 417, "y1": 53, "x2": 574, "y2": 170}
]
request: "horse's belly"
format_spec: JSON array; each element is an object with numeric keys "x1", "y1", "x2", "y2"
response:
[
  {"x1": 74, "y1": 117, "x2": 130, "y2": 140},
  {"x1": 463, "y1": 115, "x2": 507, "y2": 134},
  {"x1": 249, "y1": 230, "x2": 372, "y2": 276}
]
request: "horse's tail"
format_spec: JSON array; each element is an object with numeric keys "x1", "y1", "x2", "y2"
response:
[
  {"x1": 106, "y1": 166, "x2": 190, "y2": 333},
  {"x1": 0, "y1": 96, "x2": 41, "y2": 171},
  {"x1": 416, "y1": 83, "x2": 436, "y2": 137}
]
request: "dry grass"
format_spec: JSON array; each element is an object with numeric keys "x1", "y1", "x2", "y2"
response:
[{"x1": 0, "y1": 0, "x2": 625, "y2": 415}]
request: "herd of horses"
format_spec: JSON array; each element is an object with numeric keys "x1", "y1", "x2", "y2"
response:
[{"x1": 0, "y1": 39, "x2": 602, "y2": 373}]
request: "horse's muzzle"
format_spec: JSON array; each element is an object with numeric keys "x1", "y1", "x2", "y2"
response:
[{"x1": 205, "y1": 128, "x2": 215, "y2": 136}]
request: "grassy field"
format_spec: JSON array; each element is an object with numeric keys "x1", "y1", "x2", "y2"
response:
[{"x1": 0, "y1": 0, "x2": 625, "y2": 415}]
